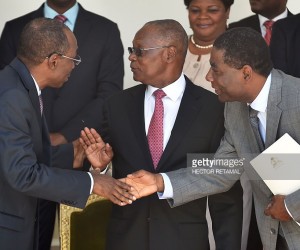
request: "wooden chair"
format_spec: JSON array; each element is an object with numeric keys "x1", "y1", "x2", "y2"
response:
[{"x1": 60, "y1": 194, "x2": 112, "y2": 250}]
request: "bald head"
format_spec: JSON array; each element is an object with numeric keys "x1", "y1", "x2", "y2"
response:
[
  {"x1": 142, "y1": 19, "x2": 188, "y2": 61},
  {"x1": 129, "y1": 19, "x2": 188, "y2": 87}
]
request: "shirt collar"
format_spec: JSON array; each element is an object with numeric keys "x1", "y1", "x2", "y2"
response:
[
  {"x1": 145, "y1": 74, "x2": 186, "y2": 102},
  {"x1": 44, "y1": 2, "x2": 79, "y2": 31},
  {"x1": 258, "y1": 8, "x2": 288, "y2": 26},
  {"x1": 249, "y1": 73, "x2": 272, "y2": 113},
  {"x1": 31, "y1": 75, "x2": 41, "y2": 96}
]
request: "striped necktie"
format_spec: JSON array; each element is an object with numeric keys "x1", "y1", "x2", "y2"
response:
[
  {"x1": 54, "y1": 14, "x2": 67, "y2": 23},
  {"x1": 263, "y1": 20, "x2": 274, "y2": 46}
]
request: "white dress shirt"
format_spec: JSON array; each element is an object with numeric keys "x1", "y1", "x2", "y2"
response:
[
  {"x1": 144, "y1": 73, "x2": 186, "y2": 149},
  {"x1": 144, "y1": 74, "x2": 186, "y2": 198},
  {"x1": 258, "y1": 9, "x2": 288, "y2": 37}
]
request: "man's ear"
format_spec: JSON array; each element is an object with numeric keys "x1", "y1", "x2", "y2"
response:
[
  {"x1": 165, "y1": 46, "x2": 177, "y2": 63},
  {"x1": 242, "y1": 65, "x2": 252, "y2": 80},
  {"x1": 47, "y1": 54, "x2": 59, "y2": 69}
]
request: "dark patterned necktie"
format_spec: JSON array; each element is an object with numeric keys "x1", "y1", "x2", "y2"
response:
[
  {"x1": 263, "y1": 20, "x2": 274, "y2": 46},
  {"x1": 147, "y1": 89, "x2": 166, "y2": 168},
  {"x1": 249, "y1": 107, "x2": 264, "y2": 152},
  {"x1": 54, "y1": 14, "x2": 67, "y2": 23}
]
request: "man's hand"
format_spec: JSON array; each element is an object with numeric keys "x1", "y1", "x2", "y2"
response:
[
  {"x1": 50, "y1": 132, "x2": 67, "y2": 146},
  {"x1": 79, "y1": 127, "x2": 113, "y2": 170},
  {"x1": 72, "y1": 138, "x2": 86, "y2": 168},
  {"x1": 264, "y1": 195, "x2": 292, "y2": 221},
  {"x1": 122, "y1": 170, "x2": 165, "y2": 199},
  {"x1": 91, "y1": 171, "x2": 136, "y2": 206}
]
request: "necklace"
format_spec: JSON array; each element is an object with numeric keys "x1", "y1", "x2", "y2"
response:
[{"x1": 191, "y1": 35, "x2": 213, "y2": 49}]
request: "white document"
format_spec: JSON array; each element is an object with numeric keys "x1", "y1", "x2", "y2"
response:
[{"x1": 250, "y1": 133, "x2": 300, "y2": 195}]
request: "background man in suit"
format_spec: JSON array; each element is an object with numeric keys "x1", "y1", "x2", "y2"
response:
[
  {"x1": 80, "y1": 19, "x2": 243, "y2": 250},
  {"x1": 0, "y1": 1, "x2": 124, "y2": 248},
  {"x1": 229, "y1": 0, "x2": 291, "y2": 45},
  {"x1": 270, "y1": 13, "x2": 300, "y2": 78},
  {"x1": 0, "y1": 17, "x2": 133, "y2": 250},
  {"x1": 126, "y1": 27, "x2": 300, "y2": 250}
]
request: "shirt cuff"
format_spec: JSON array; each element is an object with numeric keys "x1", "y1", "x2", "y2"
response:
[
  {"x1": 89, "y1": 165, "x2": 109, "y2": 174},
  {"x1": 284, "y1": 199, "x2": 300, "y2": 226},
  {"x1": 157, "y1": 173, "x2": 173, "y2": 199},
  {"x1": 87, "y1": 172, "x2": 94, "y2": 194}
]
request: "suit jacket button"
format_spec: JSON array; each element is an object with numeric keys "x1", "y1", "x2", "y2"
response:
[
  {"x1": 147, "y1": 217, "x2": 150, "y2": 222},
  {"x1": 270, "y1": 228, "x2": 277, "y2": 235}
]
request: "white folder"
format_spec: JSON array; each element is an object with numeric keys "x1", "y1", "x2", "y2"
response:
[{"x1": 250, "y1": 133, "x2": 300, "y2": 195}]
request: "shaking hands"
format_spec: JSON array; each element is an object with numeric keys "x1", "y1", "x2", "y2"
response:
[{"x1": 79, "y1": 127, "x2": 165, "y2": 206}]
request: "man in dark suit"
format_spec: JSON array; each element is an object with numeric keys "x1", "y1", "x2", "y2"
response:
[
  {"x1": 229, "y1": 0, "x2": 291, "y2": 43},
  {"x1": 270, "y1": 13, "x2": 300, "y2": 78},
  {"x1": 0, "y1": 17, "x2": 133, "y2": 250},
  {"x1": 0, "y1": 1, "x2": 124, "y2": 248},
  {"x1": 80, "y1": 19, "x2": 243, "y2": 250}
]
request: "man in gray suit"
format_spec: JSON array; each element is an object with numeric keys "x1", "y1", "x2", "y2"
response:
[{"x1": 125, "y1": 27, "x2": 300, "y2": 250}]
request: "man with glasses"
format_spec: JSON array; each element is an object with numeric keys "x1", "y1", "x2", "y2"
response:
[
  {"x1": 80, "y1": 19, "x2": 243, "y2": 250},
  {"x1": 0, "y1": 1, "x2": 124, "y2": 248},
  {"x1": 0, "y1": 17, "x2": 134, "y2": 250}
]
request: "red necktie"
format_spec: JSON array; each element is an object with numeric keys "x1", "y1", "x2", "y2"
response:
[
  {"x1": 263, "y1": 20, "x2": 274, "y2": 46},
  {"x1": 147, "y1": 89, "x2": 166, "y2": 169},
  {"x1": 39, "y1": 94, "x2": 43, "y2": 115},
  {"x1": 54, "y1": 14, "x2": 67, "y2": 23}
]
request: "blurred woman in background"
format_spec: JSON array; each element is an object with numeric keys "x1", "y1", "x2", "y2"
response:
[{"x1": 183, "y1": 0, "x2": 234, "y2": 92}]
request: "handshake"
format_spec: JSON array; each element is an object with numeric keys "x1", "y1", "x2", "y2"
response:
[{"x1": 76, "y1": 127, "x2": 165, "y2": 206}]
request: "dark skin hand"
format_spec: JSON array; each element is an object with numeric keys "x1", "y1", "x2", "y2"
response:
[
  {"x1": 72, "y1": 138, "x2": 86, "y2": 168},
  {"x1": 79, "y1": 127, "x2": 113, "y2": 171},
  {"x1": 91, "y1": 170, "x2": 136, "y2": 206},
  {"x1": 120, "y1": 170, "x2": 165, "y2": 199},
  {"x1": 264, "y1": 195, "x2": 292, "y2": 221},
  {"x1": 50, "y1": 132, "x2": 67, "y2": 146}
]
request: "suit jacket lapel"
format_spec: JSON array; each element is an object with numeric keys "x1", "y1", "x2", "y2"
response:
[
  {"x1": 73, "y1": 4, "x2": 91, "y2": 49},
  {"x1": 32, "y1": 4, "x2": 44, "y2": 19},
  {"x1": 253, "y1": 15, "x2": 261, "y2": 33},
  {"x1": 265, "y1": 70, "x2": 282, "y2": 148},
  {"x1": 127, "y1": 85, "x2": 154, "y2": 170}
]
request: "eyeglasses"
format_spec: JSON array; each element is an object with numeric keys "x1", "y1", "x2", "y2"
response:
[
  {"x1": 46, "y1": 52, "x2": 81, "y2": 66},
  {"x1": 60, "y1": 54, "x2": 81, "y2": 65},
  {"x1": 128, "y1": 46, "x2": 170, "y2": 57}
]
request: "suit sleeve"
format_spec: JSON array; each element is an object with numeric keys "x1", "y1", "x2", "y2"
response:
[
  {"x1": 285, "y1": 190, "x2": 300, "y2": 223},
  {"x1": 167, "y1": 104, "x2": 243, "y2": 207},
  {"x1": 0, "y1": 89, "x2": 90, "y2": 208},
  {"x1": 207, "y1": 107, "x2": 243, "y2": 250},
  {"x1": 51, "y1": 143, "x2": 74, "y2": 170}
]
